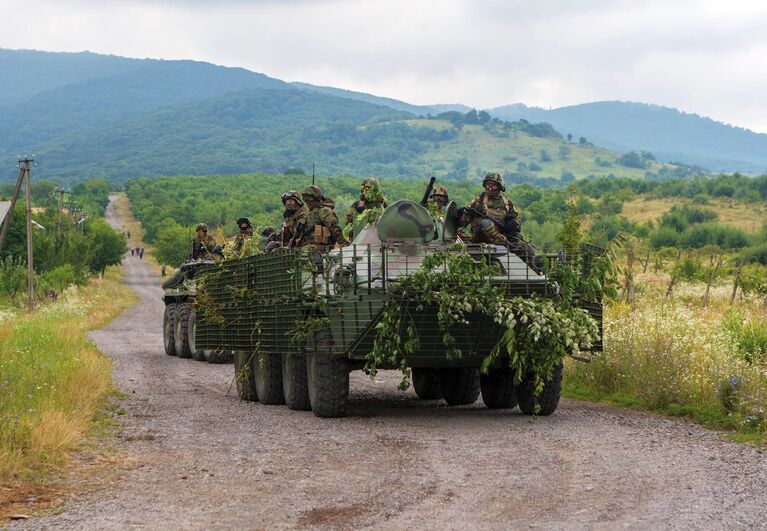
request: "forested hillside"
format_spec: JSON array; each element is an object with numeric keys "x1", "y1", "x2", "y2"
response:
[
  {"x1": 490, "y1": 101, "x2": 767, "y2": 173},
  {"x1": 0, "y1": 48, "x2": 738, "y2": 185}
]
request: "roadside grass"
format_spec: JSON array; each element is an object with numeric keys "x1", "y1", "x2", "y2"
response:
[
  {"x1": 0, "y1": 265, "x2": 135, "y2": 480},
  {"x1": 565, "y1": 280, "x2": 767, "y2": 446}
]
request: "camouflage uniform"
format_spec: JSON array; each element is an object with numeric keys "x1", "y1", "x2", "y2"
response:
[
  {"x1": 298, "y1": 185, "x2": 346, "y2": 249},
  {"x1": 345, "y1": 177, "x2": 388, "y2": 226},
  {"x1": 231, "y1": 217, "x2": 255, "y2": 257},
  {"x1": 280, "y1": 191, "x2": 306, "y2": 247},
  {"x1": 460, "y1": 173, "x2": 521, "y2": 244},
  {"x1": 192, "y1": 223, "x2": 217, "y2": 260}
]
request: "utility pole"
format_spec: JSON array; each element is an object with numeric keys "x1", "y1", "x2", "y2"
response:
[
  {"x1": 55, "y1": 186, "x2": 66, "y2": 243},
  {"x1": 20, "y1": 157, "x2": 35, "y2": 312},
  {"x1": 0, "y1": 165, "x2": 25, "y2": 252}
]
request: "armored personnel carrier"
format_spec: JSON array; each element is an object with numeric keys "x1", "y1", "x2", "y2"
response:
[
  {"x1": 161, "y1": 260, "x2": 232, "y2": 364},
  {"x1": 189, "y1": 200, "x2": 602, "y2": 417}
]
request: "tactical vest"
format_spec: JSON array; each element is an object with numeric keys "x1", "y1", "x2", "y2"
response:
[
  {"x1": 480, "y1": 192, "x2": 512, "y2": 221},
  {"x1": 304, "y1": 208, "x2": 332, "y2": 245}
]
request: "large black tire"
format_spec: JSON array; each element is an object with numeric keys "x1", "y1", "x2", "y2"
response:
[
  {"x1": 188, "y1": 308, "x2": 207, "y2": 361},
  {"x1": 282, "y1": 351, "x2": 310, "y2": 411},
  {"x1": 253, "y1": 351, "x2": 285, "y2": 405},
  {"x1": 516, "y1": 362, "x2": 563, "y2": 416},
  {"x1": 412, "y1": 368, "x2": 442, "y2": 400},
  {"x1": 439, "y1": 368, "x2": 480, "y2": 406},
  {"x1": 307, "y1": 329, "x2": 349, "y2": 418},
  {"x1": 206, "y1": 348, "x2": 234, "y2": 364},
  {"x1": 163, "y1": 302, "x2": 177, "y2": 356},
  {"x1": 174, "y1": 303, "x2": 193, "y2": 358},
  {"x1": 480, "y1": 368, "x2": 518, "y2": 409},
  {"x1": 233, "y1": 350, "x2": 257, "y2": 401}
]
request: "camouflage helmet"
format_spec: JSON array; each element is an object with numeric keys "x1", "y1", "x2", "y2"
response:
[
  {"x1": 430, "y1": 185, "x2": 449, "y2": 201},
  {"x1": 281, "y1": 190, "x2": 304, "y2": 206},
  {"x1": 302, "y1": 184, "x2": 324, "y2": 200},
  {"x1": 482, "y1": 172, "x2": 505, "y2": 192},
  {"x1": 236, "y1": 217, "x2": 252, "y2": 229},
  {"x1": 360, "y1": 177, "x2": 385, "y2": 202},
  {"x1": 195, "y1": 223, "x2": 208, "y2": 232}
]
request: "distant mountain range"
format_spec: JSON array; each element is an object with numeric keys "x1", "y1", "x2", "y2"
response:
[
  {"x1": 0, "y1": 48, "x2": 765, "y2": 183},
  {"x1": 489, "y1": 102, "x2": 767, "y2": 174}
]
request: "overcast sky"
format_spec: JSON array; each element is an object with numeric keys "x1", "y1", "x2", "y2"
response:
[{"x1": 2, "y1": 0, "x2": 767, "y2": 132}]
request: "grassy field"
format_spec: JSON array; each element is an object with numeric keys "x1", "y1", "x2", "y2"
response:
[
  {"x1": 564, "y1": 267, "x2": 767, "y2": 445},
  {"x1": 622, "y1": 197, "x2": 767, "y2": 233},
  {"x1": 0, "y1": 266, "x2": 135, "y2": 482}
]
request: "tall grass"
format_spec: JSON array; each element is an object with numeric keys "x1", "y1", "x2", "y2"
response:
[
  {"x1": 0, "y1": 266, "x2": 134, "y2": 478},
  {"x1": 566, "y1": 286, "x2": 767, "y2": 441}
]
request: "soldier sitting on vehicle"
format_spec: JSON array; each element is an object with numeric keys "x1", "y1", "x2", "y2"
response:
[
  {"x1": 230, "y1": 217, "x2": 256, "y2": 258},
  {"x1": 192, "y1": 223, "x2": 217, "y2": 260},
  {"x1": 265, "y1": 191, "x2": 306, "y2": 252},
  {"x1": 296, "y1": 185, "x2": 346, "y2": 250},
  {"x1": 345, "y1": 177, "x2": 388, "y2": 225},
  {"x1": 428, "y1": 185, "x2": 450, "y2": 214},
  {"x1": 457, "y1": 172, "x2": 542, "y2": 272}
]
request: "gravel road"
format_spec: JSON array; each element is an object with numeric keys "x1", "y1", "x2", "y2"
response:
[{"x1": 14, "y1": 195, "x2": 767, "y2": 529}]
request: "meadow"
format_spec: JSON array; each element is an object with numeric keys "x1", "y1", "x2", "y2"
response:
[{"x1": 0, "y1": 267, "x2": 135, "y2": 479}]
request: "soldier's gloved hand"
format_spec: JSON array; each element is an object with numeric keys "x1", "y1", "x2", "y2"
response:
[{"x1": 455, "y1": 207, "x2": 465, "y2": 220}]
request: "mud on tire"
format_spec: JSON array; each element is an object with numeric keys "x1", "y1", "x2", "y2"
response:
[
  {"x1": 306, "y1": 329, "x2": 349, "y2": 418},
  {"x1": 439, "y1": 368, "x2": 480, "y2": 406},
  {"x1": 412, "y1": 368, "x2": 442, "y2": 400},
  {"x1": 234, "y1": 350, "x2": 257, "y2": 401},
  {"x1": 174, "y1": 302, "x2": 193, "y2": 358},
  {"x1": 163, "y1": 302, "x2": 177, "y2": 356},
  {"x1": 480, "y1": 367, "x2": 517, "y2": 409},
  {"x1": 515, "y1": 362, "x2": 563, "y2": 416},
  {"x1": 254, "y1": 352, "x2": 285, "y2": 405}
]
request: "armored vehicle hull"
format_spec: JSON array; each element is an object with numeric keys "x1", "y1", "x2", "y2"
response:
[{"x1": 193, "y1": 201, "x2": 602, "y2": 417}]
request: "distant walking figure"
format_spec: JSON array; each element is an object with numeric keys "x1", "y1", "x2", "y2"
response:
[
  {"x1": 139, "y1": 247, "x2": 144, "y2": 259},
  {"x1": 161, "y1": 264, "x2": 167, "y2": 277},
  {"x1": 131, "y1": 248, "x2": 135, "y2": 256}
]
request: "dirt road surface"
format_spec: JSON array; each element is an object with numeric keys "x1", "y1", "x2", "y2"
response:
[{"x1": 13, "y1": 195, "x2": 767, "y2": 529}]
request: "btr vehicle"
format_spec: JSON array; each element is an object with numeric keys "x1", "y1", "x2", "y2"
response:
[
  {"x1": 161, "y1": 260, "x2": 232, "y2": 364},
  {"x1": 186, "y1": 201, "x2": 602, "y2": 417}
]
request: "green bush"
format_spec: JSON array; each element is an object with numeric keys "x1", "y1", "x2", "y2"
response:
[{"x1": 649, "y1": 227, "x2": 679, "y2": 249}]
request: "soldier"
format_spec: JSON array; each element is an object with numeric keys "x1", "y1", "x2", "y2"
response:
[
  {"x1": 429, "y1": 185, "x2": 450, "y2": 213},
  {"x1": 458, "y1": 172, "x2": 541, "y2": 272},
  {"x1": 192, "y1": 223, "x2": 216, "y2": 260},
  {"x1": 458, "y1": 173, "x2": 520, "y2": 244},
  {"x1": 231, "y1": 217, "x2": 255, "y2": 257},
  {"x1": 296, "y1": 185, "x2": 346, "y2": 250},
  {"x1": 345, "y1": 177, "x2": 388, "y2": 226},
  {"x1": 264, "y1": 190, "x2": 306, "y2": 253}
]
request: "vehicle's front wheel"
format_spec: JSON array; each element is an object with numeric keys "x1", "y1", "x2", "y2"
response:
[
  {"x1": 174, "y1": 302, "x2": 193, "y2": 358},
  {"x1": 515, "y1": 362, "x2": 563, "y2": 416},
  {"x1": 282, "y1": 351, "x2": 310, "y2": 411},
  {"x1": 233, "y1": 350, "x2": 257, "y2": 401},
  {"x1": 439, "y1": 368, "x2": 480, "y2": 406},
  {"x1": 480, "y1": 367, "x2": 517, "y2": 409},
  {"x1": 306, "y1": 329, "x2": 349, "y2": 418},
  {"x1": 163, "y1": 302, "x2": 177, "y2": 356},
  {"x1": 412, "y1": 368, "x2": 442, "y2": 400},
  {"x1": 253, "y1": 351, "x2": 285, "y2": 405}
]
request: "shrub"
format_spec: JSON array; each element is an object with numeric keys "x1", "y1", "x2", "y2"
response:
[{"x1": 649, "y1": 227, "x2": 679, "y2": 249}]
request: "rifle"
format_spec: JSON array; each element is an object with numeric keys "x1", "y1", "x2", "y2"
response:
[
  {"x1": 420, "y1": 176, "x2": 436, "y2": 207},
  {"x1": 462, "y1": 206, "x2": 529, "y2": 244}
]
